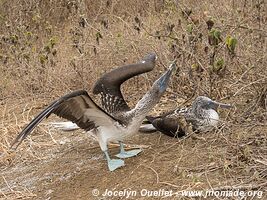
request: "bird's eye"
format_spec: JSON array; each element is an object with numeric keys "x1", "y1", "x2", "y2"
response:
[{"x1": 208, "y1": 101, "x2": 212, "y2": 105}]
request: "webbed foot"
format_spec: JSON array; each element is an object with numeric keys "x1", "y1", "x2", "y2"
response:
[
  {"x1": 107, "y1": 159, "x2": 125, "y2": 171},
  {"x1": 115, "y1": 148, "x2": 142, "y2": 158}
]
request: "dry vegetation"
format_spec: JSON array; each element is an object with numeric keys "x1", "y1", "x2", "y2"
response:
[{"x1": 0, "y1": 0, "x2": 266, "y2": 199}]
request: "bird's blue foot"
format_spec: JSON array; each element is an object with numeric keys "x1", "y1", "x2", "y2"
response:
[
  {"x1": 115, "y1": 148, "x2": 143, "y2": 159},
  {"x1": 104, "y1": 150, "x2": 125, "y2": 171},
  {"x1": 108, "y1": 159, "x2": 125, "y2": 171}
]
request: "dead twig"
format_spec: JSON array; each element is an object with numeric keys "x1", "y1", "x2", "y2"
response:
[{"x1": 212, "y1": 182, "x2": 267, "y2": 191}]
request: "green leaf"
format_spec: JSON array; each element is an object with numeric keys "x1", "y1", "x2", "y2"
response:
[
  {"x1": 213, "y1": 30, "x2": 221, "y2": 40},
  {"x1": 213, "y1": 58, "x2": 225, "y2": 73},
  {"x1": 216, "y1": 58, "x2": 224, "y2": 69},
  {"x1": 208, "y1": 28, "x2": 221, "y2": 46},
  {"x1": 191, "y1": 63, "x2": 199, "y2": 71},
  {"x1": 39, "y1": 54, "x2": 48, "y2": 64},
  {"x1": 226, "y1": 36, "x2": 237, "y2": 53},
  {"x1": 49, "y1": 37, "x2": 57, "y2": 48},
  {"x1": 10, "y1": 35, "x2": 18, "y2": 44},
  {"x1": 25, "y1": 31, "x2": 33, "y2": 38},
  {"x1": 187, "y1": 24, "x2": 193, "y2": 34},
  {"x1": 96, "y1": 32, "x2": 103, "y2": 39},
  {"x1": 226, "y1": 36, "x2": 231, "y2": 46}
]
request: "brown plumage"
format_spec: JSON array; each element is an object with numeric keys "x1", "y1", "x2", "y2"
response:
[
  {"x1": 11, "y1": 90, "x2": 121, "y2": 149},
  {"x1": 146, "y1": 115, "x2": 187, "y2": 137},
  {"x1": 93, "y1": 53, "x2": 156, "y2": 114}
]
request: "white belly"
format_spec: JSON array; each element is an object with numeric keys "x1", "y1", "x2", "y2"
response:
[
  {"x1": 197, "y1": 109, "x2": 219, "y2": 132},
  {"x1": 97, "y1": 125, "x2": 137, "y2": 143},
  {"x1": 209, "y1": 109, "x2": 219, "y2": 127},
  {"x1": 97, "y1": 118, "x2": 142, "y2": 142},
  {"x1": 94, "y1": 116, "x2": 144, "y2": 151}
]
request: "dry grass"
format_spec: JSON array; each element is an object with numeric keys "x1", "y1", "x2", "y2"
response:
[{"x1": 0, "y1": 0, "x2": 266, "y2": 199}]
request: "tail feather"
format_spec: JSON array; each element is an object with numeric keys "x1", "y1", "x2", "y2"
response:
[
  {"x1": 139, "y1": 124, "x2": 157, "y2": 133},
  {"x1": 139, "y1": 115, "x2": 159, "y2": 133},
  {"x1": 50, "y1": 121, "x2": 80, "y2": 131}
]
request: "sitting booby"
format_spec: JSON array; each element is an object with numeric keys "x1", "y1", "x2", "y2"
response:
[
  {"x1": 143, "y1": 96, "x2": 232, "y2": 137},
  {"x1": 11, "y1": 53, "x2": 176, "y2": 171}
]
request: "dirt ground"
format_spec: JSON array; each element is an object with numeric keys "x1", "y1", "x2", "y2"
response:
[
  {"x1": 0, "y1": 0, "x2": 266, "y2": 199},
  {"x1": 0, "y1": 98, "x2": 266, "y2": 200}
]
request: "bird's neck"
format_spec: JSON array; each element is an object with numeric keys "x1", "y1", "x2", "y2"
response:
[{"x1": 127, "y1": 90, "x2": 160, "y2": 123}]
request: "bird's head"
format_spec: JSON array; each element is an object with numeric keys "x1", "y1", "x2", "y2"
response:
[
  {"x1": 193, "y1": 96, "x2": 232, "y2": 111},
  {"x1": 152, "y1": 62, "x2": 176, "y2": 95},
  {"x1": 132, "y1": 61, "x2": 176, "y2": 114}
]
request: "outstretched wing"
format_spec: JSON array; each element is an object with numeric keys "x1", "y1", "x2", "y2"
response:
[
  {"x1": 11, "y1": 90, "x2": 121, "y2": 149},
  {"x1": 93, "y1": 53, "x2": 156, "y2": 114}
]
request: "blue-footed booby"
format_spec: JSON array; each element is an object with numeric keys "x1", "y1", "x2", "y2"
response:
[
  {"x1": 142, "y1": 96, "x2": 232, "y2": 137},
  {"x1": 11, "y1": 53, "x2": 176, "y2": 171}
]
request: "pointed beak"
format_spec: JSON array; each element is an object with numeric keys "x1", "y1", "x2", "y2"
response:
[
  {"x1": 213, "y1": 101, "x2": 232, "y2": 110},
  {"x1": 158, "y1": 62, "x2": 177, "y2": 88}
]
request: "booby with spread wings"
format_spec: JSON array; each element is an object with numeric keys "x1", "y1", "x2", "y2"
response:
[{"x1": 11, "y1": 53, "x2": 176, "y2": 171}]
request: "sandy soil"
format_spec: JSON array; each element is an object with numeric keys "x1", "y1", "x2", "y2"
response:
[{"x1": 1, "y1": 114, "x2": 266, "y2": 200}]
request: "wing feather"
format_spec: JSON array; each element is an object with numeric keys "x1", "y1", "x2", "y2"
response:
[
  {"x1": 151, "y1": 117, "x2": 185, "y2": 138},
  {"x1": 93, "y1": 53, "x2": 156, "y2": 114},
  {"x1": 11, "y1": 90, "x2": 120, "y2": 149},
  {"x1": 145, "y1": 108, "x2": 189, "y2": 138}
]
